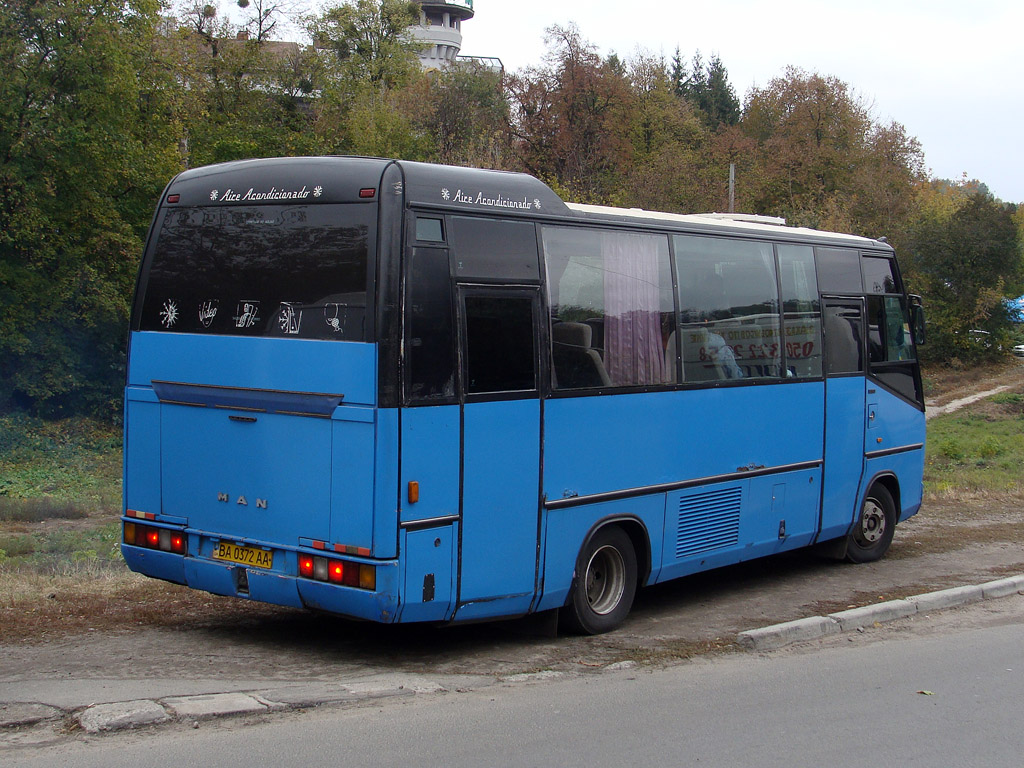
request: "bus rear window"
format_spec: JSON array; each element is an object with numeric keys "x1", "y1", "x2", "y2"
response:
[{"x1": 137, "y1": 204, "x2": 373, "y2": 341}]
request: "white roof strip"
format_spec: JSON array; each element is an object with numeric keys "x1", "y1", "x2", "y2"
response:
[{"x1": 564, "y1": 202, "x2": 877, "y2": 246}]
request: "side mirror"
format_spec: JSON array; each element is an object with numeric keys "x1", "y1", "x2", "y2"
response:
[{"x1": 909, "y1": 295, "x2": 926, "y2": 346}]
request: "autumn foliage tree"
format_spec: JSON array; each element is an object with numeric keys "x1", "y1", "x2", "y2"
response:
[{"x1": 507, "y1": 24, "x2": 634, "y2": 203}]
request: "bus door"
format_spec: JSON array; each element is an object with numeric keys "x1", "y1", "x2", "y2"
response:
[
  {"x1": 456, "y1": 286, "x2": 543, "y2": 619},
  {"x1": 820, "y1": 297, "x2": 868, "y2": 540}
]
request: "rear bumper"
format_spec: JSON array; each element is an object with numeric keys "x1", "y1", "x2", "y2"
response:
[{"x1": 122, "y1": 537, "x2": 400, "y2": 624}]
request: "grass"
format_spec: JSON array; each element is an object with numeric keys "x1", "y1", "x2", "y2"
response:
[
  {"x1": 0, "y1": 411, "x2": 126, "y2": 583},
  {"x1": 924, "y1": 389, "x2": 1024, "y2": 499},
  {"x1": 0, "y1": 412, "x2": 121, "y2": 511}
]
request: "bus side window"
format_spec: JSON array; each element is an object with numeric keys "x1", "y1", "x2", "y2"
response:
[
  {"x1": 462, "y1": 294, "x2": 537, "y2": 395},
  {"x1": 867, "y1": 295, "x2": 914, "y2": 364},
  {"x1": 815, "y1": 248, "x2": 862, "y2": 294},
  {"x1": 543, "y1": 226, "x2": 674, "y2": 390},
  {"x1": 862, "y1": 256, "x2": 898, "y2": 295},
  {"x1": 777, "y1": 244, "x2": 823, "y2": 379},
  {"x1": 673, "y1": 235, "x2": 782, "y2": 383},
  {"x1": 823, "y1": 303, "x2": 865, "y2": 375},
  {"x1": 450, "y1": 217, "x2": 539, "y2": 282},
  {"x1": 415, "y1": 217, "x2": 445, "y2": 243},
  {"x1": 406, "y1": 248, "x2": 456, "y2": 403}
]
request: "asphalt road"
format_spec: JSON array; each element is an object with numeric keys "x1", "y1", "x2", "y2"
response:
[{"x1": 6, "y1": 598, "x2": 1023, "y2": 768}]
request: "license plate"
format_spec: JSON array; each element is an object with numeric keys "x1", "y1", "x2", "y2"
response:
[{"x1": 212, "y1": 541, "x2": 273, "y2": 569}]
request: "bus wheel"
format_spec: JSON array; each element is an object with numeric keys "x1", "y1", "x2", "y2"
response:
[
  {"x1": 562, "y1": 526, "x2": 637, "y2": 635},
  {"x1": 846, "y1": 484, "x2": 896, "y2": 563}
]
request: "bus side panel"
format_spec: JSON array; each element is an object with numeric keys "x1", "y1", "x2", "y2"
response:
[
  {"x1": 457, "y1": 399, "x2": 541, "y2": 617},
  {"x1": 544, "y1": 387, "x2": 823, "y2": 502},
  {"x1": 373, "y1": 408, "x2": 400, "y2": 559},
  {"x1": 866, "y1": 386, "x2": 926, "y2": 459},
  {"x1": 124, "y1": 388, "x2": 161, "y2": 518},
  {"x1": 743, "y1": 467, "x2": 822, "y2": 557},
  {"x1": 535, "y1": 495, "x2": 665, "y2": 614},
  {"x1": 820, "y1": 376, "x2": 867, "y2": 542},
  {"x1": 399, "y1": 405, "x2": 460, "y2": 524},
  {"x1": 330, "y1": 408, "x2": 377, "y2": 550},
  {"x1": 397, "y1": 524, "x2": 457, "y2": 622}
]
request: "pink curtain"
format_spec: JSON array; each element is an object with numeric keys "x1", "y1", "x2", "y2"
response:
[{"x1": 602, "y1": 232, "x2": 666, "y2": 385}]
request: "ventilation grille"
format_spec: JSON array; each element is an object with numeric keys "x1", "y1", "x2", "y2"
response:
[{"x1": 675, "y1": 487, "x2": 742, "y2": 559}]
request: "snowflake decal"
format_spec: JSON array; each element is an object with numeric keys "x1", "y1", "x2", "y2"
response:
[
  {"x1": 534, "y1": 199, "x2": 542, "y2": 210},
  {"x1": 159, "y1": 299, "x2": 179, "y2": 329},
  {"x1": 441, "y1": 188, "x2": 450, "y2": 201},
  {"x1": 313, "y1": 186, "x2": 323, "y2": 198},
  {"x1": 210, "y1": 190, "x2": 219, "y2": 201}
]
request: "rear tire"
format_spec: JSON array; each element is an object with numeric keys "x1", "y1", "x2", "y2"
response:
[
  {"x1": 845, "y1": 484, "x2": 896, "y2": 563},
  {"x1": 561, "y1": 526, "x2": 637, "y2": 635}
]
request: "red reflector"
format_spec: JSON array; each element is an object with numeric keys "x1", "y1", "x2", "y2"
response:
[
  {"x1": 328, "y1": 562, "x2": 345, "y2": 583},
  {"x1": 299, "y1": 556, "x2": 314, "y2": 578},
  {"x1": 166, "y1": 194, "x2": 180, "y2": 203},
  {"x1": 359, "y1": 188, "x2": 376, "y2": 199}
]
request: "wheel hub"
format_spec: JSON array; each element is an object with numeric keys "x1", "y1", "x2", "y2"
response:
[
  {"x1": 857, "y1": 500, "x2": 887, "y2": 545},
  {"x1": 585, "y1": 544, "x2": 626, "y2": 615}
]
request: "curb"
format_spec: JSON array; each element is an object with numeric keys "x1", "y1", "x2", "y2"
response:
[
  {"x1": 737, "y1": 574, "x2": 1024, "y2": 651},
  {"x1": 0, "y1": 680, "x2": 451, "y2": 737}
]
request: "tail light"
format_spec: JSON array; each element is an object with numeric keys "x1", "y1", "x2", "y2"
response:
[
  {"x1": 297, "y1": 554, "x2": 375, "y2": 590},
  {"x1": 124, "y1": 522, "x2": 188, "y2": 555}
]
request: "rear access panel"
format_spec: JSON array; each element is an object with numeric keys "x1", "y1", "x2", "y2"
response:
[{"x1": 160, "y1": 405, "x2": 332, "y2": 543}]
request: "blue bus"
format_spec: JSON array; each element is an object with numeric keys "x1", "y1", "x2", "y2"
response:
[{"x1": 122, "y1": 157, "x2": 926, "y2": 633}]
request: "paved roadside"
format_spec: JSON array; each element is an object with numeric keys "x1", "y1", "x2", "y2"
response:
[{"x1": 2, "y1": 573, "x2": 1022, "y2": 746}]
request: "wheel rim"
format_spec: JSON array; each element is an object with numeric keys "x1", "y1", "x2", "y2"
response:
[
  {"x1": 855, "y1": 498, "x2": 887, "y2": 547},
  {"x1": 584, "y1": 544, "x2": 626, "y2": 615}
]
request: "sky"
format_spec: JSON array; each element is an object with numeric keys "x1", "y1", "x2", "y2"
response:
[{"x1": 453, "y1": 0, "x2": 1024, "y2": 203}]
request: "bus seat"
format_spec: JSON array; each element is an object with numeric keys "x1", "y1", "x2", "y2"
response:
[{"x1": 552, "y1": 321, "x2": 613, "y2": 388}]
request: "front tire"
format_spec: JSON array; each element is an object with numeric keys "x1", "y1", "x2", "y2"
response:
[
  {"x1": 845, "y1": 484, "x2": 896, "y2": 563},
  {"x1": 561, "y1": 526, "x2": 637, "y2": 635}
]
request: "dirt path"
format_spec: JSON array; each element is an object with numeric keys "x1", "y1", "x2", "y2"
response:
[
  {"x1": 926, "y1": 385, "x2": 1013, "y2": 419},
  {"x1": 924, "y1": 359, "x2": 1024, "y2": 411}
]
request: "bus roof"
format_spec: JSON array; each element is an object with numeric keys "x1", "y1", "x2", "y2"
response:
[{"x1": 164, "y1": 157, "x2": 892, "y2": 251}]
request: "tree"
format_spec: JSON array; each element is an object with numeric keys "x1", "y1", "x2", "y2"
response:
[
  {"x1": 619, "y1": 50, "x2": 713, "y2": 211},
  {"x1": 0, "y1": 0, "x2": 184, "y2": 415},
  {"x1": 307, "y1": 0, "x2": 420, "y2": 89},
  {"x1": 741, "y1": 67, "x2": 874, "y2": 227},
  {"x1": 676, "y1": 51, "x2": 740, "y2": 130},
  {"x1": 909, "y1": 189, "x2": 1022, "y2": 363},
  {"x1": 507, "y1": 23, "x2": 633, "y2": 203},
  {"x1": 305, "y1": 0, "x2": 423, "y2": 156},
  {"x1": 405, "y1": 62, "x2": 512, "y2": 168},
  {"x1": 236, "y1": 0, "x2": 298, "y2": 43}
]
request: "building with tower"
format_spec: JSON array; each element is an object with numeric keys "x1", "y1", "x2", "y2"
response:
[{"x1": 411, "y1": 1, "x2": 501, "y2": 71}]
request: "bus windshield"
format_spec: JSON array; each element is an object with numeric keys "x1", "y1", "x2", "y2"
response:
[{"x1": 137, "y1": 203, "x2": 373, "y2": 341}]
